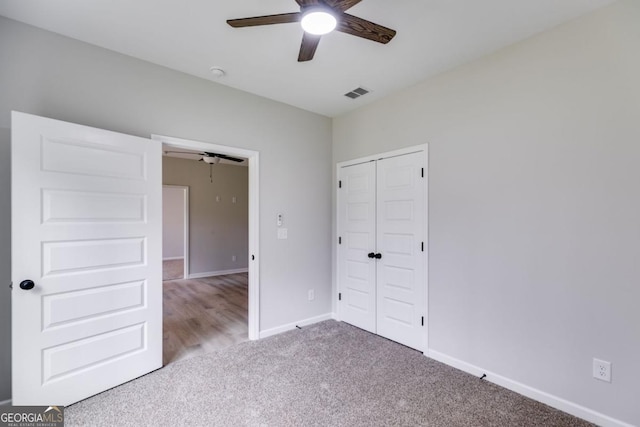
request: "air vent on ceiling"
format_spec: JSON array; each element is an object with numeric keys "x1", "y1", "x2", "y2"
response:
[{"x1": 344, "y1": 87, "x2": 370, "y2": 100}]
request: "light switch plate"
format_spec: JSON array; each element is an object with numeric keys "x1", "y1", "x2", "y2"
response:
[{"x1": 277, "y1": 228, "x2": 288, "y2": 239}]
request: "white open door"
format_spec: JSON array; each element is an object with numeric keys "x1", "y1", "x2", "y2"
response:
[{"x1": 11, "y1": 112, "x2": 162, "y2": 406}]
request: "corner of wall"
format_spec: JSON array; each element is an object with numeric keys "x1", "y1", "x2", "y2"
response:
[{"x1": 0, "y1": 127, "x2": 12, "y2": 402}]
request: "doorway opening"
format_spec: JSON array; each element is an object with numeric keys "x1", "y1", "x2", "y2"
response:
[
  {"x1": 162, "y1": 185, "x2": 189, "y2": 281},
  {"x1": 153, "y1": 134, "x2": 260, "y2": 365}
]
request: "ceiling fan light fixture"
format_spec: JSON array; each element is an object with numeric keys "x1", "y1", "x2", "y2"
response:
[
  {"x1": 301, "y1": 8, "x2": 337, "y2": 35},
  {"x1": 202, "y1": 156, "x2": 221, "y2": 164}
]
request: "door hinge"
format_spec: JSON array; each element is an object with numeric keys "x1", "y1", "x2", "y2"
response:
[
  {"x1": 338, "y1": 236, "x2": 342, "y2": 244},
  {"x1": 421, "y1": 168, "x2": 424, "y2": 178},
  {"x1": 421, "y1": 242, "x2": 424, "y2": 252},
  {"x1": 338, "y1": 293, "x2": 342, "y2": 301},
  {"x1": 421, "y1": 316, "x2": 424, "y2": 326},
  {"x1": 338, "y1": 180, "x2": 342, "y2": 188}
]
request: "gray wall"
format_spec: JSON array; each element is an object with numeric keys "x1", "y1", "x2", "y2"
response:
[
  {"x1": 163, "y1": 157, "x2": 249, "y2": 274},
  {"x1": 162, "y1": 185, "x2": 186, "y2": 260},
  {"x1": 0, "y1": 128, "x2": 10, "y2": 402},
  {"x1": 333, "y1": 1, "x2": 639, "y2": 425},
  {"x1": 0, "y1": 16, "x2": 332, "y2": 402}
]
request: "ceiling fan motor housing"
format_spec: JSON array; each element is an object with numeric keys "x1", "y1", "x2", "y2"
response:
[{"x1": 202, "y1": 156, "x2": 221, "y2": 164}]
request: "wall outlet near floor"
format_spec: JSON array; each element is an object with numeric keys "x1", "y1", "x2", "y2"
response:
[
  {"x1": 308, "y1": 289, "x2": 315, "y2": 301},
  {"x1": 593, "y1": 358, "x2": 611, "y2": 382},
  {"x1": 232, "y1": 255, "x2": 236, "y2": 262}
]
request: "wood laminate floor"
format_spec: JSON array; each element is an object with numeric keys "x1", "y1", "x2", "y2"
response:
[
  {"x1": 163, "y1": 259, "x2": 184, "y2": 281},
  {"x1": 163, "y1": 273, "x2": 248, "y2": 365}
]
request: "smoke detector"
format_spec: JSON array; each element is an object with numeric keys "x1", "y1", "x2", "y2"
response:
[{"x1": 209, "y1": 67, "x2": 226, "y2": 78}]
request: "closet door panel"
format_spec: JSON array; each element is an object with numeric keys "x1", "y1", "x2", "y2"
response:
[
  {"x1": 376, "y1": 152, "x2": 425, "y2": 350},
  {"x1": 338, "y1": 162, "x2": 377, "y2": 333}
]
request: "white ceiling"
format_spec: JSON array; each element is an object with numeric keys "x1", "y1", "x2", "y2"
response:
[{"x1": 0, "y1": 0, "x2": 615, "y2": 117}]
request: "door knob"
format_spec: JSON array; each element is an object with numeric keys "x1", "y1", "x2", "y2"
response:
[
  {"x1": 19, "y1": 280, "x2": 35, "y2": 290},
  {"x1": 374, "y1": 253, "x2": 382, "y2": 259},
  {"x1": 367, "y1": 252, "x2": 376, "y2": 259}
]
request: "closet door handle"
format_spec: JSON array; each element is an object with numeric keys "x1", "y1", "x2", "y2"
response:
[
  {"x1": 19, "y1": 279, "x2": 35, "y2": 290},
  {"x1": 367, "y1": 252, "x2": 376, "y2": 259},
  {"x1": 374, "y1": 253, "x2": 382, "y2": 259}
]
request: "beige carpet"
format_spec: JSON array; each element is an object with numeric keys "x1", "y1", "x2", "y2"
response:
[
  {"x1": 66, "y1": 321, "x2": 591, "y2": 427},
  {"x1": 163, "y1": 259, "x2": 184, "y2": 281}
]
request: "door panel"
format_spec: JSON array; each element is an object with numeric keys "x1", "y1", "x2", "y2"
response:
[
  {"x1": 338, "y1": 162, "x2": 376, "y2": 332},
  {"x1": 376, "y1": 152, "x2": 425, "y2": 350},
  {"x1": 42, "y1": 280, "x2": 145, "y2": 329},
  {"x1": 11, "y1": 112, "x2": 162, "y2": 406},
  {"x1": 42, "y1": 190, "x2": 146, "y2": 223}
]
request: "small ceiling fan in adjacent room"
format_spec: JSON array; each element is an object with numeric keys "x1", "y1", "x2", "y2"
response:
[
  {"x1": 164, "y1": 151, "x2": 245, "y2": 164},
  {"x1": 227, "y1": 0, "x2": 396, "y2": 62},
  {"x1": 164, "y1": 150, "x2": 245, "y2": 183}
]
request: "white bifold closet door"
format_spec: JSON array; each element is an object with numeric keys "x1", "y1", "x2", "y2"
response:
[
  {"x1": 338, "y1": 161, "x2": 377, "y2": 333},
  {"x1": 338, "y1": 151, "x2": 426, "y2": 351}
]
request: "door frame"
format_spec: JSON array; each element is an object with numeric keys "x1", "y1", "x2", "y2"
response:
[
  {"x1": 162, "y1": 185, "x2": 189, "y2": 279},
  {"x1": 152, "y1": 134, "x2": 260, "y2": 341},
  {"x1": 336, "y1": 143, "x2": 429, "y2": 350}
]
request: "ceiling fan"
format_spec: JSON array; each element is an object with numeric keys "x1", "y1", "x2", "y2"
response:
[
  {"x1": 164, "y1": 151, "x2": 245, "y2": 164},
  {"x1": 164, "y1": 150, "x2": 245, "y2": 183},
  {"x1": 227, "y1": 0, "x2": 396, "y2": 62}
]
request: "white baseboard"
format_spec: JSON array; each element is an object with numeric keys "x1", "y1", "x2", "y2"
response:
[
  {"x1": 0, "y1": 399, "x2": 11, "y2": 406},
  {"x1": 259, "y1": 313, "x2": 334, "y2": 339},
  {"x1": 188, "y1": 268, "x2": 248, "y2": 279},
  {"x1": 427, "y1": 349, "x2": 633, "y2": 427},
  {"x1": 163, "y1": 256, "x2": 184, "y2": 261}
]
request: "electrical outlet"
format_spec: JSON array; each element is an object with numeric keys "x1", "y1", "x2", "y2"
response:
[
  {"x1": 593, "y1": 358, "x2": 611, "y2": 382},
  {"x1": 232, "y1": 255, "x2": 236, "y2": 262},
  {"x1": 308, "y1": 289, "x2": 315, "y2": 301}
]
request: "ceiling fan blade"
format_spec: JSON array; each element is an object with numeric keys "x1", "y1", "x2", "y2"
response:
[
  {"x1": 203, "y1": 152, "x2": 245, "y2": 163},
  {"x1": 298, "y1": 32, "x2": 321, "y2": 62},
  {"x1": 215, "y1": 154, "x2": 245, "y2": 163},
  {"x1": 295, "y1": 0, "x2": 320, "y2": 7},
  {"x1": 164, "y1": 150, "x2": 202, "y2": 156},
  {"x1": 324, "y1": 0, "x2": 362, "y2": 12},
  {"x1": 336, "y1": 13, "x2": 396, "y2": 44},
  {"x1": 227, "y1": 12, "x2": 301, "y2": 28}
]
